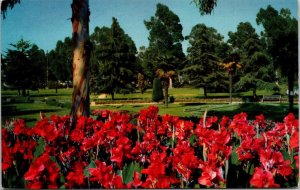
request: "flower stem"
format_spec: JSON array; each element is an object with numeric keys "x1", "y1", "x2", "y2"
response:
[{"x1": 172, "y1": 125, "x2": 175, "y2": 149}]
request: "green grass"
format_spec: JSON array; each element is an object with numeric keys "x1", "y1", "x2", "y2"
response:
[
  {"x1": 1, "y1": 87, "x2": 298, "y2": 126},
  {"x1": 93, "y1": 102, "x2": 298, "y2": 122}
]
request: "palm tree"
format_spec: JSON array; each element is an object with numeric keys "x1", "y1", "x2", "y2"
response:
[
  {"x1": 219, "y1": 61, "x2": 241, "y2": 103},
  {"x1": 156, "y1": 69, "x2": 175, "y2": 108}
]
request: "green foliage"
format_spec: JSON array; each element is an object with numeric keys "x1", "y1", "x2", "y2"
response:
[
  {"x1": 33, "y1": 137, "x2": 45, "y2": 160},
  {"x1": 184, "y1": 23, "x2": 227, "y2": 96},
  {"x1": 256, "y1": 5, "x2": 298, "y2": 110},
  {"x1": 229, "y1": 22, "x2": 276, "y2": 97},
  {"x1": 122, "y1": 162, "x2": 141, "y2": 184},
  {"x1": 47, "y1": 37, "x2": 73, "y2": 82},
  {"x1": 2, "y1": 38, "x2": 46, "y2": 95},
  {"x1": 90, "y1": 18, "x2": 137, "y2": 99},
  {"x1": 1, "y1": 0, "x2": 21, "y2": 19},
  {"x1": 152, "y1": 78, "x2": 164, "y2": 102},
  {"x1": 84, "y1": 161, "x2": 96, "y2": 177},
  {"x1": 143, "y1": 3, "x2": 185, "y2": 82},
  {"x1": 192, "y1": 0, "x2": 217, "y2": 15}
]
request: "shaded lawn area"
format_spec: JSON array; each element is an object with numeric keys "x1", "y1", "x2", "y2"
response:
[
  {"x1": 92, "y1": 102, "x2": 298, "y2": 122},
  {"x1": 1, "y1": 87, "x2": 298, "y2": 126},
  {"x1": 2, "y1": 103, "x2": 70, "y2": 127}
]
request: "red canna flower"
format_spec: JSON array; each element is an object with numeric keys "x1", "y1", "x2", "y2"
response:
[
  {"x1": 220, "y1": 116, "x2": 231, "y2": 128},
  {"x1": 65, "y1": 161, "x2": 87, "y2": 188},
  {"x1": 2, "y1": 140, "x2": 13, "y2": 171},
  {"x1": 255, "y1": 114, "x2": 266, "y2": 129},
  {"x1": 198, "y1": 159, "x2": 224, "y2": 188},
  {"x1": 250, "y1": 167, "x2": 280, "y2": 188},
  {"x1": 259, "y1": 148, "x2": 292, "y2": 177},
  {"x1": 24, "y1": 153, "x2": 60, "y2": 189},
  {"x1": 88, "y1": 161, "x2": 114, "y2": 188},
  {"x1": 290, "y1": 130, "x2": 299, "y2": 150},
  {"x1": 13, "y1": 119, "x2": 28, "y2": 136}
]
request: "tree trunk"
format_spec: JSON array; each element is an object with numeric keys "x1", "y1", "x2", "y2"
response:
[
  {"x1": 70, "y1": 0, "x2": 92, "y2": 126},
  {"x1": 22, "y1": 88, "x2": 26, "y2": 96},
  {"x1": 288, "y1": 73, "x2": 294, "y2": 111},
  {"x1": 111, "y1": 92, "x2": 115, "y2": 100},
  {"x1": 253, "y1": 87, "x2": 257, "y2": 99},
  {"x1": 164, "y1": 85, "x2": 168, "y2": 108},
  {"x1": 164, "y1": 79, "x2": 169, "y2": 108},
  {"x1": 203, "y1": 86, "x2": 207, "y2": 98}
]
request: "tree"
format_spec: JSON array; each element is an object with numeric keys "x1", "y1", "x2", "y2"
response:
[
  {"x1": 144, "y1": 3, "x2": 185, "y2": 83},
  {"x1": 156, "y1": 69, "x2": 175, "y2": 108},
  {"x1": 228, "y1": 22, "x2": 259, "y2": 52},
  {"x1": 152, "y1": 77, "x2": 164, "y2": 102},
  {"x1": 91, "y1": 18, "x2": 137, "y2": 100},
  {"x1": 48, "y1": 37, "x2": 73, "y2": 91},
  {"x1": 235, "y1": 52, "x2": 275, "y2": 98},
  {"x1": 1, "y1": 0, "x2": 20, "y2": 19},
  {"x1": 27, "y1": 44, "x2": 47, "y2": 89},
  {"x1": 184, "y1": 23, "x2": 227, "y2": 97},
  {"x1": 220, "y1": 59, "x2": 241, "y2": 103},
  {"x1": 137, "y1": 72, "x2": 147, "y2": 94},
  {"x1": 228, "y1": 22, "x2": 276, "y2": 99},
  {"x1": 256, "y1": 6, "x2": 298, "y2": 111},
  {"x1": 2, "y1": 38, "x2": 46, "y2": 96},
  {"x1": 89, "y1": 26, "x2": 111, "y2": 94},
  {"x1": 70, "y1": 0, "x2": 92, "y2": 125},
  {"x1": 192, "y1": 0, "x2": 218, "y2": 15}
]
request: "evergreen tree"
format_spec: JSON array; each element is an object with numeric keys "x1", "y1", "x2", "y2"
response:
[
  {"x1": 152, "y1": 78, "x2": 164, "y2": 102},
  {"x1": 143, "y1": 3, "x2": 185, "y2": 82},
  {"x1": 92, "y1": 18, "x2": 137, "y2": 100},
  {"x1": 184, "y1": 23, "x2": 227, "y2": 97},
  {"x1": 228, "y1": 22, "x2": 276, "y2": 98},
  {"x1": 256, "y1": 6, "x2": 298, "y2": 111},
  {"x1": 2, "y1": 38, "x2": 46, "y2": 96}
]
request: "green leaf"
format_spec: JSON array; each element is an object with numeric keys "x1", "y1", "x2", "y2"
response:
[
  {"x1": 84, "y1": 161, "x2": 96, "y2": 177},
  {"x1": 282, "y1": 149, "x2": 290, "y2": 161},
  {"x1": 194, "y1": 184, "x2": 200, "y2": 188},
  {"x1": 122, "y1": 162, "x2": 141, "y2": 184},
  {"x1": 189, "y1": 134, "x2": 197, "y2": 145},
  {"x1": 249, "y1": 163, "x2": 255, "y2": 175},
  {"x1": 60, "y1": 175, "x2": 65, "y2": 183},
  {"x1": 33, "y1": 137, "x2": 45, "y2": 160},
  {"x1": 230, "y1": 146, "x2": 240, "y2": 166},
  {"x1": 59, "y1": 185, "x2": 66, "y2": 189}
]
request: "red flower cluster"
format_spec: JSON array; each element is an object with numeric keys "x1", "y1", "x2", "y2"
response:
[{"x1": 1, "y1": 106, "x2": 298, "y2": 188}]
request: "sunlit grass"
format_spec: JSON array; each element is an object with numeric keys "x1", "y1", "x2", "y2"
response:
[{"x1": 1, "y1": 85, "x2": 297, "y2": 126}]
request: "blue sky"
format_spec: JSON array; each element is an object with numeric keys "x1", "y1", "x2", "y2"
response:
[{"x1": 1, "y1": 0, "x2": 298, "y2": 54}]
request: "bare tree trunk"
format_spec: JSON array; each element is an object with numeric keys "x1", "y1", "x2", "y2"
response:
[{"x1": 70, "y1": 0, "x2": 92, "y2": 126}]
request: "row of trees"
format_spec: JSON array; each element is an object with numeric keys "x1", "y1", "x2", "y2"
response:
[{"x1": 2, "y1": 3, "x2": 298, "y2": 110}]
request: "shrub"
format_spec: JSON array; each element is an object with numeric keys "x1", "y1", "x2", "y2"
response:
[
  {"x1": 152, "y1": 78, "x2": 164, "y2": 102},
  {"x1": 169, "y1": 96, "x2": 175, "y2": 103}
]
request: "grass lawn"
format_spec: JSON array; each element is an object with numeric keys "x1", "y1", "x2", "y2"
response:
[{"x1": 1, "y1": 87, "x2": 298, "y2": 126}]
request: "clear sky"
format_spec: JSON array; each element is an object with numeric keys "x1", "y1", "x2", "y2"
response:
[{"x1": 1, "y1": 0, "x2": 298, "y2": 54}]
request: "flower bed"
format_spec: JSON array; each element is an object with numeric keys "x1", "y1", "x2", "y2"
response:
[{"x1": 2, "y1": 106, "x2": 299, "y2": 188}]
